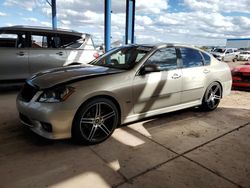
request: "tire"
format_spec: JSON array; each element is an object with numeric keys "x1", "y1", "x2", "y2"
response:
[
  {"x1": 200, "y1": 82, "x2": 222, "y2": 111},
  {"x1": 72, "y1": 97, "x2": 119, "y2": 144}
]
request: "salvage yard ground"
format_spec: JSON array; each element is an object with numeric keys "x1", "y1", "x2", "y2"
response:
[{"x1": 0, "y1": 61, "x2": 249, "y2": 188}]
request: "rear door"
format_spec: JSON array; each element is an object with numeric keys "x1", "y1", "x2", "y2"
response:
[
  {"x1": 179, "y1": 47, "x2": 207, "y2": 103},
  {"x1": 0, "y1": 32, "x2": 29, "y2": 80},
  {"x1": 28, "y1": 33, "x2": 67, "y2": 75}
]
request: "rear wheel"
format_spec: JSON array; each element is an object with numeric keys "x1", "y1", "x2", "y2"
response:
[
  {"x1": 72, "y1": 98, "x2": 119, "y2": 144},
  {"x1": 200, "y1": 82, "x2": 222, "y2": 111}
]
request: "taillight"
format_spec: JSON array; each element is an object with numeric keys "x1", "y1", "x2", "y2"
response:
[{"x1": 93, "y1": 52, "x2": 100, "y2": 59}]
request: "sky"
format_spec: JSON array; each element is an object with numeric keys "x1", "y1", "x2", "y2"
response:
[{"x1": 0, "y1": 0, "x2": 250, "y2": 46}]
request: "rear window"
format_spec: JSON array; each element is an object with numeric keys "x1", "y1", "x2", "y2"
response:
[
  {"x1": 201, "y1": 52, "x2": 211, "y2": 66},
  {"x1": 180, "y1": 48, "x2": 203, "y2": 68}
]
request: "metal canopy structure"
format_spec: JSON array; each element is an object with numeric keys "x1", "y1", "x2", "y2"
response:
[
  {"x1": 47, "y1": 0, "x2": 57, "y2": 29},
  {"x1": 105, "y1": 0, "x2": 135, "y2": 51},
  {"x1": 50, "y1": 0, "x2": 136, "y2": 51},
  {"x1": 125, "y1": 0, "x2": 135, "y2": 45}
]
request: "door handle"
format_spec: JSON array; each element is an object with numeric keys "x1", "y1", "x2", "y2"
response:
[
  {"x1": 17, "y1": 52, "x2": 25, "y2": 56},
  {"x1": 172, "y1": 73, "x2": 181, "y2": 79},
  {"x1": 203, "y1": 69, "x2": 210, "y2": 74},
  {"x1": 56, "y1": 52, "x2": 64, "y2": 56}
]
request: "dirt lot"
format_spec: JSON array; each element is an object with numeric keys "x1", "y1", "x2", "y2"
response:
[{"x1": 0, "y1": 64, "x2": 249, "y2": 188}]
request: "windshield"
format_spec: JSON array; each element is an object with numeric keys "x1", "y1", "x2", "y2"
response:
[
  {"x1": 213, "y1": 48, "x2": 225, "y2": 53},
  {"x1": 90, "y1": 46, "x2": 152, "y2": 70}
]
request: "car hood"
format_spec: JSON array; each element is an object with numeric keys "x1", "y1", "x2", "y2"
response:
[
  {"x1": 28, "y1": 65, "x2": 125, "y2": 89},
  {"x1": 232, "y1": 65, "x2": 250, "y2": 73}
]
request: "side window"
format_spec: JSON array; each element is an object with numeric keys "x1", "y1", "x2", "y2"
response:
[
  {"x1": 226, "y1": 49, "x2": 233, "y2": 54},
  {"x1": 180, "y1": 48, "x2": 203, "y2": 68},
  {"x1": 0, "y1": 33, "x2": 17, "y2": 48},
  {"x1": 0, "y1": 33, "x2": 27, "y2": 48},
  {"x1": 61, "y1": 35, "x2": 83, "y2": 49},
  {"x1": 31, "y1": 35, "x2": 61, "y2": 48},
  {"x1": 201, "y1": 52, "x2": 211, "y2": 66},
  {"x1": 31, "y1": 35, "x2": 48, "y2": 48},
  {"x1": 145, "y1": 48, "x2": 177, "y2": 71}
]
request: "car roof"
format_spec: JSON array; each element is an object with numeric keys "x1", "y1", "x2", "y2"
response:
[
  {"x1": 0, "y1": 25, "x2": 89, "y2": 37},
  {"x1": 127, "y1": 43, "x2": 203, "y2": 51}
]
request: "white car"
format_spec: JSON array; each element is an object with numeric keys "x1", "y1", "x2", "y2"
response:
[
  {"x1": 0, "y1": 25, "x2": 98, "y2": 83},
  {"x1": 237, "y1": 51, "x2": 250, "y2": 61},
  {"x1": 211, "y1": 48, "x2": 238, "y2": 62},
  {"x1": 17, "y1": 44, "x2": 232, "y2": 144}
]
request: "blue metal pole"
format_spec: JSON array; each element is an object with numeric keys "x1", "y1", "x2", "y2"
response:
[
  {"x1": 104, "y1": 0, "x2": 111, "y2": 51},
  {"x1": 125, "y1": 0, "x2": 135, "y2": 44},
  {"x1": 51, "y1": 0, "x2": 57, "y2": 29}
]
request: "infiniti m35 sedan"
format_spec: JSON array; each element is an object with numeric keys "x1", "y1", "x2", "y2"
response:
[{"x1": 17, "y1": 44, "x2": 232, "y2": 144}]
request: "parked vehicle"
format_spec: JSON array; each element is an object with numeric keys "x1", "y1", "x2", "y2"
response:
[
  {"x1": 231, "y1": 62, "x2": 250, "y2": 89},
  {"x1": 211, "y1": 48, "x2": 238, "y2": 62},
  {"x1": 0, "y1": 25, "x2": 98, "y2": 83},
  {"x1": 17, "y1": 44, "x2": 232, "y2": 144},
  {"x1": 237, "y1": 51, "x2": 250, "y2": 61}
]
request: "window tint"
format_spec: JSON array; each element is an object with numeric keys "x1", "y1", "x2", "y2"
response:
[
  {"x1": 227, "y1": 49, "x2": 233, "y2": 53},
  {"x1": 201, "y1": 52, "x2": 211, "y2": 66},
  {"x1": 180, "y1": 48, "x2": 203, "y2": 68},
  {"x1": 145, "y1": 48, "x2": 177, "y2": 70}
]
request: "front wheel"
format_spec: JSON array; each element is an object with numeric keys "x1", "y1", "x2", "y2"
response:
[
  {"x1": 200, "y1": 82, "x2": 222, "y2": 111},
  {"x1": 72, "y1": 98, "x2": 119, "y2": 144}
]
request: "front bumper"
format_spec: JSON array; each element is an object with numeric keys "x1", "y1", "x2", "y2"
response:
[{"x1": 16, "y1": 94, "x2": 77, "y2": 139}]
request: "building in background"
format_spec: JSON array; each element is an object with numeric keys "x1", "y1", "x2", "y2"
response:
[{"x1": 226, "y1": 38, "x2": 250, "y2": 49}]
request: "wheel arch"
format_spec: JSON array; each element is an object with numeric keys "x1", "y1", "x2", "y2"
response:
[
  {"x1": 203, "y1": 80, "x2": 223, "y2": 99},
  {"x1": 72, "y1": 94, "x2": 122, "y2": 129}
]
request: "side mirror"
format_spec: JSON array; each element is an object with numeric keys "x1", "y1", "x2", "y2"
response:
[{"x1": 140, "y1": 64, "x2": 161, "y2": 75}]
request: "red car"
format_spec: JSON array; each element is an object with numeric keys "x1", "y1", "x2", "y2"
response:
[{"x1": 231, "y1": 62, "x2": 250, "y2": 89}]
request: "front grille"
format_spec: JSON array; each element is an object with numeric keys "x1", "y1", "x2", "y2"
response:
[{"x1": 19, "y1": 82, "x2": 38, "y2": 102}]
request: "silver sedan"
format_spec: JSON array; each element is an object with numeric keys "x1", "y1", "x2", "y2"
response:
[{"x1": 16, "y1": 44, "x2": 232, "y2": 144}]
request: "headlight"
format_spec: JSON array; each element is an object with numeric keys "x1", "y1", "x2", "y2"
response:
[{"x1": 38, "y1": 86, "x2": 75, "y2": 103}]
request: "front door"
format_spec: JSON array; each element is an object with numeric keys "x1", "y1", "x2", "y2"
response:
[{"x1": 133, "y1": 47, "x2": 182, "y2": 114}]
